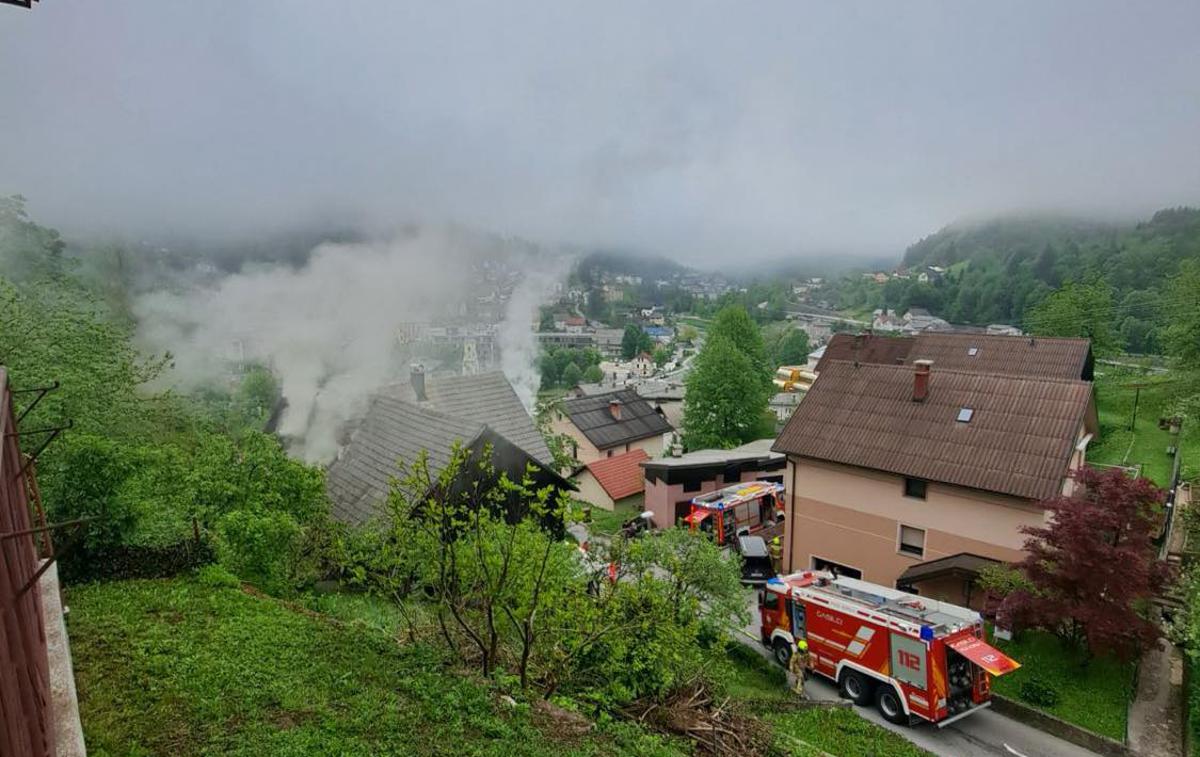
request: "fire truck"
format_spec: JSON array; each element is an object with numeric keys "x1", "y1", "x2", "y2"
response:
[
  {"x1": 759, "y1": 571, "x2": 1020, "y2": 727},
  {"x1": 682, "y1": 481, "x2": 784, "y2": 546}
]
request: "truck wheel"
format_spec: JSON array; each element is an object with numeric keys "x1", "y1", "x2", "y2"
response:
[
  {"x1": 840, "y1": 670, "x2": 873, "y2": 706},
  {"x1": 773, "y1": 638, "x2": 792, "y2": 668},
  {"x1": 874, "y1": 685, "x2": 907, "y2": 725}
]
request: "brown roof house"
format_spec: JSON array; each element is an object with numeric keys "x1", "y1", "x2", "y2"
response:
[
  {"x1": 816, "y1": 332, "x2": 1094, "y2": 381},
  {"x1": 550, "y1": 388, "x2": 673, "y2": 466},
  {"x1": 327, "y1": 368, "x2": 571, "y2": 526},
  {"x1": 772, "y1": 358, "x2": 1097, "y2": 608},
  {"x1": 573, "y1": 448, "x2": 649, "y2": 511}
]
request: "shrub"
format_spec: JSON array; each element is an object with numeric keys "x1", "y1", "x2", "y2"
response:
[
  {"x1": 1019, "y1": 676, "x2": 1061, "y2": 708},
  {"x1": 196, "y1": 564, "x2": 241, "y2": 589},
  {"x1": 214, "y1": 509, "x2": 303, "y2": 596}
]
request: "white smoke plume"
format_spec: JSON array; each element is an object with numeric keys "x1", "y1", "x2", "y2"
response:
[
  {"x1": 499, "y1": 255, "x2": 573, "y2": 411},
  {"x1": 135, "y1": 226, "x2": 565, "y2": 462}
]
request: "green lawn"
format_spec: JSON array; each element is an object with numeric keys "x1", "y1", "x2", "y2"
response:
[
  {"x1": 719, "y1": 642, "x2": 789, "y2": 703},
  {"x1": 769, "y1": 708, "x2": 933, "y2": 757},
  {"x1": 718, "y1": 643, "x2": 933, "y2": 756},
  {"x1": 1090, "y1": 366, "x2": 1194, "y2": 487},
  {"x1": 66, "y1": 574, "x2": 682, "y2": 757},
  {"x1": 990, "y1": 629, "x2": 1134, "y2": 740},
  {"x1": 584, "y1": 497, "x2": 642, "y2": 537},
  {"x1": 673, "y1": 315, "x2": 710, "y2": 334}
]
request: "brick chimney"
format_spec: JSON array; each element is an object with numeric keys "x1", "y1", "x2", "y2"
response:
[
  {"x1": 410, "y1": 363, "x2": 426, "y2": 402},
  {"x1": 609, "y1": 399, "x2": 622, "y2": 420},
  {"x1": 912, "y1": 359, "x2": 932, "y2": 402}
]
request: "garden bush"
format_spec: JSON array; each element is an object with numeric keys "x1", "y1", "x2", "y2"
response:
[{"x1": 1018, "y1": 676, "x2": 1060, "y2": 708}]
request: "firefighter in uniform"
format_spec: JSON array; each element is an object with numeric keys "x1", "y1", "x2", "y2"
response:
[
  {"x1": 768, "y1": 536, "x2": 783, "y2": 574},
  {"x1": 789, "y1": 639, "x2": 811, "y2": 696}
]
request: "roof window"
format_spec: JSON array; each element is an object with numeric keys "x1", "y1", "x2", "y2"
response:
[
  {"x1": 956, "y1": 407, "x2": 974, "y2": 423},
  {"x1": 967, "y1": 347, "x2": 979, "y2": 356}
]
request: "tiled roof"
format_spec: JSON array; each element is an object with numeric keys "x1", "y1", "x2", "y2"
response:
[
  {"x1": 424, "y1": 373, "x2": 552, "y2": 466},
  {"x1": 816, "y1": 333, "x2": 914, "y2": 372},
  {"x1": 382, "y1": 371, "x2": 551, "y2": 465},
  {"x1": 773, "y1": 360, "x2": 1094, "y2": 501},
  {"x1": 326, "y1": 398, "x2": 485, "y2": 524},
  {"x1": 562, "y1": 388, "x2": 673, "y2": 450},
  {"x1": 816, "y1": 332, "x2": 1092, "y2": 380},
  {"x1": 906, "y1": 333, "x2": 1092, "y2": 381},
  {"x1": 584, "y1": 448, "x2": 649, "y2": 501}
]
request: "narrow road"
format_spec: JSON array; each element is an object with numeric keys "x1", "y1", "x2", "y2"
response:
[{"x1": 738, "y1": 593, "x2": 1101, "y2": 757}]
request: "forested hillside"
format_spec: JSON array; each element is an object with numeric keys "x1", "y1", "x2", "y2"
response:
[{"x1": 836, "y1": 207, "x2": 1200, "y2": 355}]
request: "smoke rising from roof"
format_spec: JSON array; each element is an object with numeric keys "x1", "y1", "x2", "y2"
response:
[{"x1": 135, "y1": 227, "x2": 562, "y2": 461}]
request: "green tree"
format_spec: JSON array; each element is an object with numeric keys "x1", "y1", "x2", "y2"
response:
[
  {"x1": 1161, "y1": 260, "x2": 1200, "y2": 368},
  {"x1": 767, "y1": 327, "x2": 810, "y2": 367},
  {"x1": 621, "y1": 323, "x2": 652, "y2": 360},
  {"x1": 707, "y1": 306, "x2": 771, "y2": 387},
  {"x1": 0, "y1": 194, "x2": 67, "y2": 283},
  {"x1": 560, "y1": 361, "x2": 582, "y2": 387},
  {"x1": 682, "y1": 334, "x2": 770, "y2": 449},
  {"x1": 652, "y1": 346, "x2": 671, "y2": 367},
  {"x1": 1025, "y1": 279, "x2": 1119, "y2": 355},
  {"x1": 582, "y1": 364, "x2": 604, "y2": 383}
]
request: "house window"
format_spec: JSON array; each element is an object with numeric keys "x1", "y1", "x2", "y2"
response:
[
  {"x1": 899, "y1": 525, "x2": 925, "y2": 557},
  {"x1": 967, "y1": 347, "x2": 979, "y2": 356},
  {"x1": 682, "y1": 477, "x2": 702, "y2": 493},
  {"x1": 956, "y1": 407, "x2": 974, "y2": 423},
  {"x1": 903, "y1": 477, "x2": 927, "y2": 499},
  {"x1": 811, "y1": 556, "x2": 862, "y2": 580},
  {"x1": 606, "y1": 449, "x2": 613, "y2": 458}
]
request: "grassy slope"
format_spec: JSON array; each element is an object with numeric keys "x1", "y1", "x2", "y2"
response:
[
  {"x1": 67, "y1": 576, "x2": 681, "y2": 757},
  {"x1": 990, "y1": 630, "x2": 1134, "y2": 740},
  {"x1": 587, "y1": 498, "x2": 642, "y2": 537},
  {"x1": 720, "y1": 645, "x2": 933, "y2": 757},
  {"x1": 1090, "y1": 366, "x2": 1195, "y2": 487}
]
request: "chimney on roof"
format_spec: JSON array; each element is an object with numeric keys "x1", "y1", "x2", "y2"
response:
[
  {"x1": 913, "y1": 360, "x2": 932, "y2": 402},
  {"x1": 411, "y1": 364, "x2": 426, "y2": 402},
  {"x1": 609, "y1": 399, "x2": 622, "y2": 421}
]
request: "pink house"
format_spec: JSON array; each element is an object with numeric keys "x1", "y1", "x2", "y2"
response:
[
  {"x1": 640, "y1": 439, "x2": 785, "y2": 528},
  {"x1": 773, "y1": 358, "x2": 1097, "y2": 608}
]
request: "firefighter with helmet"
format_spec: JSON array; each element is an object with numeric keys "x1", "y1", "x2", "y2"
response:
[
  {"x1": 768, "y1": 536, "x2": 783, "y2": 573},
  {"x1": 789, "y1": 639, "x2": 812, "y2": 696}
]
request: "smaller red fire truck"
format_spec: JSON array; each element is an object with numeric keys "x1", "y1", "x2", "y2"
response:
[
  {"x1": 682, "y1": 481, "x2": 784, "y2": 545},
  {"x1": 759, "y1": 571, "x2": 1020, "y2": 727}
]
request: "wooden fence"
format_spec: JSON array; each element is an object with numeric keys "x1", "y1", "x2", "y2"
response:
[{"x1": 0, "y1": 367, "x2": 56, "y2": 757}]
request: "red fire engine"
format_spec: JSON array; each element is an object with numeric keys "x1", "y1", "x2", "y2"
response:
[
  {"x1": 682, "y1": 481, "x2": 784, "y2": 545},
  {"x1": 759, "y1": 571, "x2": 1020, "y2": 727}
]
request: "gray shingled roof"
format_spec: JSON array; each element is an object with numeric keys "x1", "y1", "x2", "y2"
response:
[
  {"x1": 381, "y1": 371, "x2": 551, "y2": 466},
  {"x1": 425, "y1": 373, "x2": 552, "y2": 466},
  {"x1": 326, "y1": 397, "x2": 485, "y2": 525},
  {"x1": 562, "y1": 388, "x2": 674, "y2": 450}
]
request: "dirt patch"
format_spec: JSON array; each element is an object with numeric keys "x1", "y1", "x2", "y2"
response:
[
  {"x1": 266, "y1": 708, "x2": 315, "y2": 731},
  {"x1": 621, "y1": 681, "x2": 775, "y2": 756},
  {"x1": 530, "y1": 699, "x2": 594, "y2": 741}
]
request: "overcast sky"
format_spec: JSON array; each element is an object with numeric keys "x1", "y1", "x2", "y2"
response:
[{"x1": 2, "y1": 1, "x2": 1198, "y2": 263}]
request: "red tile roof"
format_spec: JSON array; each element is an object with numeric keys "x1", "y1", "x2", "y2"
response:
[
  {"x1": 773, "y1": 360, "x2": 1095, "y2": 501},
  {"x1": 585, "y1": 448, "x2": 649, "y2": 501}
]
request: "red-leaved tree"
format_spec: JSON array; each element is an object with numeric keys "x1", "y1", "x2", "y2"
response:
[{"x1": 997, "y1": 466, "x2": 1174, "y2": 661}]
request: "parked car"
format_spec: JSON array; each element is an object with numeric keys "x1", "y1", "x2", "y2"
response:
[{"x1": 736, "y1": 535, "x2": 774, "y2": 585}]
